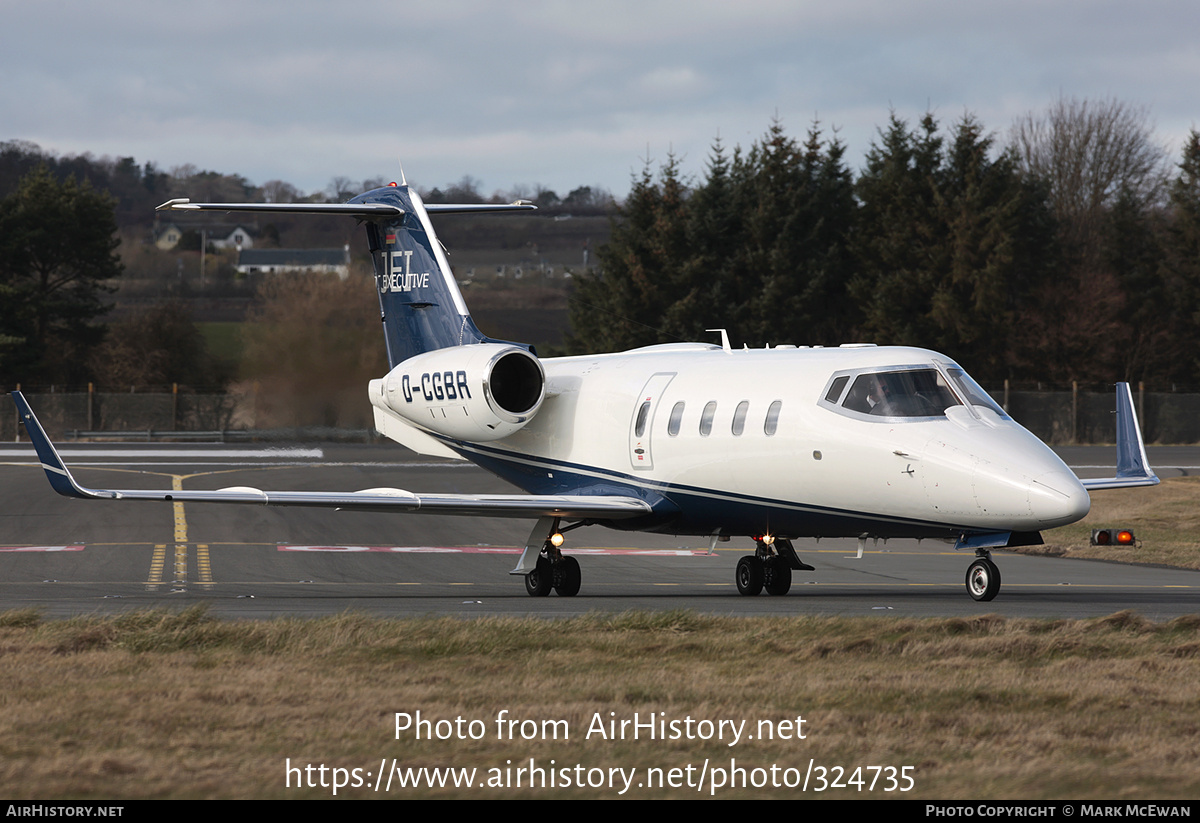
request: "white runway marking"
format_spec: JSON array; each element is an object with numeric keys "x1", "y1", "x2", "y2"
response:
[
  {"x1": 0, "y1": 545, "x2": 84, "y2": 552},
  {"x1": 0, "y1": 448, "x2": 324, "y2": 459}
]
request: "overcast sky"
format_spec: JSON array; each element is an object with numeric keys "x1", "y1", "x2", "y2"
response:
[{"x1": 3, "y1": 1, "x2": 1197, "y2": 201}]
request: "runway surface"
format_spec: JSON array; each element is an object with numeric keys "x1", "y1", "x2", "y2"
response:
[{"x1": 1, "y1": 441, "x2": 1198, "y2": 619}]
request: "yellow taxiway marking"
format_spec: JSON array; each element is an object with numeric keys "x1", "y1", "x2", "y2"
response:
[
  {"x1": 172, "y1": 475, "x2": 188, "y2": 588},
  {"x1": 197, "y1": 544, "x2": 212, "y2": 586},
  {"x1": 63, "y1": 465, "x2": 285, "y2": 588},
  {"x1": 148, "y1": 544, "x2": 166, "y2": 588}
]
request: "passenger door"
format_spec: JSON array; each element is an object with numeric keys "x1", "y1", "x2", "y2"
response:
[{"x1": 628, "y1": 372, "x2": 676, "y2": 470}]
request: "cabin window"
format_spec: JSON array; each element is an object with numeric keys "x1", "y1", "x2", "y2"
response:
[
  {"x1": 732, "y1": 401, "x2": 749, "y2": 436},
  {"x1": 634, "y1": 401, "x2": 651, "y2": 437},
  {"x1": 700, "y1": 401, "x2": 717, "y2": 436},
  {"x1": 764, "y1": 400, "x2": 782, "y2": 435},
  {"x1": 668, "y1": 401, "x2": 685, "y2": 436}
]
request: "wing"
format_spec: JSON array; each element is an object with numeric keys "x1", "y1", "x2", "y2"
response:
[
  {"x1": 10, "y1": 392, "x2": 651, "y2": 521},
  {"x1": 1078, "y1": 382, "x2": 1159, "y2": 490}
]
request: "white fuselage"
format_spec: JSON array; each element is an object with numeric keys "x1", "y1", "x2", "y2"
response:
[{"x1": 447, "y1": 343, "x2": 1090, "y2": 540}]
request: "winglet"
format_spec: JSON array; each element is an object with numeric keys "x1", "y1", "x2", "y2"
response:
[
  {"x1": 1079, "y1": 382, "x2": 1159, "y2": 490},
  {"x1": 10, "y1": 392, "x2": 109, "y2": 499}
]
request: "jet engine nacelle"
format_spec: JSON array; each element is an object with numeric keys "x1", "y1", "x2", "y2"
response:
[{"x1": 370, "y1": 344, "x2": 545, "y2": 442}]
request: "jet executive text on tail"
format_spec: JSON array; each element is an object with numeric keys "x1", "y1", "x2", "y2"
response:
[{"x1": 13, "y1": 178, "x2": 1158, "y2": 601}]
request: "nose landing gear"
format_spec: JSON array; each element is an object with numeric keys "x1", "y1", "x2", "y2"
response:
[{"x1": 965, "y1": 550, "x2": 1002, "y2": 601}]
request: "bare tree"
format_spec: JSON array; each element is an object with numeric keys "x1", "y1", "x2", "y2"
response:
[
  {"x1": 260, "y1": 179, "x2": 301, "y2": 203},
  {"x1": 1010, "y1": 97, "x2": 1177, "y2": 384},
  {"x1": 326, "y1": 176, "x2": 357, "y2": 202},
  {"x1": 444, "y1": 175, "x2": 483, "y2": 203},
  {"x1": 1010, "y1": 96, "x2": 1171, "y2": 251}
]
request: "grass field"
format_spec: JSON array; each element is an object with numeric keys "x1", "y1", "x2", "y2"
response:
[
  {"x1": 2, "y1": 608, "x2": 1199, "y2": 799},
  {"x1": 197, "y1": 321, "x2": 244, "y2": 372}
]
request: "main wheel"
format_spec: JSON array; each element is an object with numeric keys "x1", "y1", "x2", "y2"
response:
[
  {"x1": 965, "y1": 558, "x2": 1001, "y2": 602},
  {"x1": 736, "y1": 555, "x2": 764, "y2": 596},
  {"x1": 764, "y1": 557, "x2": 792, "y2": 596},
  {"x1": 554, "y1": 556, "x2": 581, "y2": 597},
  {"x1": 525, "y1": 556, "x2": 553, "y2": 597}
]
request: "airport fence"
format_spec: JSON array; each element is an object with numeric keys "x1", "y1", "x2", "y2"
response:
[
  {"x1": 3, "y1": 387, "x2": 238, "y2": 442},
  {"x1": 4, "y1": 383, "x2": 1200, "y2": 444},
  {"x1": 1000, "y1": 383, "x2": 1200, "y2": 445}
]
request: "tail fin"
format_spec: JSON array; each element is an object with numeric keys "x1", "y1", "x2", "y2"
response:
[
  {"x1": 157, "y1": 183, "x2": 535, "y2": 368},
  {"x1": 350, "y1": 185, "x2": 533, "y2": 367}
]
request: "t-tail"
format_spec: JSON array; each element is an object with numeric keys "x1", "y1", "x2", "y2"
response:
[
  {"x1": 158, "y1": 182, "x2": 535, "y2": 368},
  {"x1": 348, "y1": 184, "x2": 536, "y2": 367},
  {"x1": 157, "y1": 182, "x2": 543, "y2": 455}
]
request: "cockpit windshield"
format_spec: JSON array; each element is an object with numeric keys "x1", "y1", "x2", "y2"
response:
[
  {"x1": 836, "y1": 368, "x2": 960, "y2": 418},
  {"x1": 945, "y1": 366, "x2": 1010, "y2": 419}
]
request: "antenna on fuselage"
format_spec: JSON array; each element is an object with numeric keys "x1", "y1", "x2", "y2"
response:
[
  {"x1": 397, "y1": 159, "x2": 408, "y2": 187},
  {"x1": 707, "y1": 328, "x2": 732, "y2": 353}
]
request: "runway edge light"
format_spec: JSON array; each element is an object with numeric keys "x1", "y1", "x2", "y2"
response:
[{"x1": 1091, "y1": 528, "x2": 1136, "y2": 546}]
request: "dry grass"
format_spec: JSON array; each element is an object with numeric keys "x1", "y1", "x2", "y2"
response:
[
  {"x1": 3, "y1": 608, "x2": 1200, "y2": 799},
  {"x1": 1034, "y1": 477, "x2": 1200, "y2": 568}
]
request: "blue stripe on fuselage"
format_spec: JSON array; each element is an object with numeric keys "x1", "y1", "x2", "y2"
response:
[{"x1": 446, "y1": 439, "x2": 966, "y2": 540}]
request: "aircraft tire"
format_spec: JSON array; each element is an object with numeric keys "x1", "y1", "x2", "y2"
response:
[
  {"x1": 525, "y1": 556, "x2": 553, "y2": 597},
  {"x1": 764, "y1": 558, "x2": 792, "y2": 596},
  {"x1": 736, "y1": 555, "x2": 764, "y2": 596},
  {"x1": 555, "y1": 556, "x2": 581, "y2": 597},
  {"x1": 965, "y1": 558, "x2": 1001, "y2": 602}
]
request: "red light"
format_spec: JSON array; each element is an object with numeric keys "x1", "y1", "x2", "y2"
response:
[
  {"x1": 388, "y1": 181, "x2": 398, "y2": 187},
  {"x1": 1091, "y1": 528, "x2": 1137, "y2": 546}
]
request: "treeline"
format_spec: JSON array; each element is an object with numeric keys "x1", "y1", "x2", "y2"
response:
[
  {"x1": 568, "y1": 100, "x2": 1200, "y2": 388},
  {"x1": 0, "y1": 141, "x2": 613, "y2": 233}
]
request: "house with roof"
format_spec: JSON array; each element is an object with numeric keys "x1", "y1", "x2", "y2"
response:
[
  {"x1": 154, "y1": 222, "x2": 257, "y2": 251},
  {"x1": 235, "y1": 246, "x2": 352, "y2": 279}
]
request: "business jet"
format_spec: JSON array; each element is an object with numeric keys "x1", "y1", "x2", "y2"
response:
[{"x1": 11, "y1": 178, "x2": 1158, "y2": 602}]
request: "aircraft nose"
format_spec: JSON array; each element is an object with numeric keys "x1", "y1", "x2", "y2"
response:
[{"x1": 1030, "y1": 470, "x2": 1090, "y2": 527}]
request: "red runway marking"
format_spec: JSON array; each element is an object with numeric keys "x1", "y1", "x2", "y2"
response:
[{"x1": 277, "y1": 545, "x2": 710, "y2": 556}]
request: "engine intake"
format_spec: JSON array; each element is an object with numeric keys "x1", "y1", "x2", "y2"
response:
[{"x1": 370, "y1": 344, "x2": 545, "y2": 441}]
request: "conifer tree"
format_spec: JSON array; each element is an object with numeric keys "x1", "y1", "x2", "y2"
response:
[{"x1": 0, "y1": 166, "x2": 121, "y2": 384}]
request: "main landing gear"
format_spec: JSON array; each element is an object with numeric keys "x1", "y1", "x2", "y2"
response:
[
  {"x1": 965, "y1": 550, "x2": 1002, "y2": 602},
  {"x1": 517, "y1": 516, "x2": 582, "y2": 597},
  {"x1": 524, "y1": 553, "x2": 581, "y2": 597},
  {"x1": 735, "y1": 537, "x2": 814, "y2": 596}
]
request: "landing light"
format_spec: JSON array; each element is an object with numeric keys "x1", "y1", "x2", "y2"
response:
[
  {"x1": 1091, "y1": 528, "x2": 1136, "y2": 546},
  {"x1": 550, "y1": 532, "x2": 565, "y2": 548}
]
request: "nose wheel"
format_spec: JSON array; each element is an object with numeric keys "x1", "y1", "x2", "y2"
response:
[{"x1": 966, "y1": 554, "x2": 1001, "y2": 601}]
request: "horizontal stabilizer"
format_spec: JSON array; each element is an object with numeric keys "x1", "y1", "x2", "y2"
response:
[
  {"x1": 156, "y1": 198, "x2": 535, "y2": 218},
  {"x1": 11, "y1": 392, "x2": 650, "y2": 521},
  {"x1": 156, "y1": 198, "x2": 403, "y2": 216}
]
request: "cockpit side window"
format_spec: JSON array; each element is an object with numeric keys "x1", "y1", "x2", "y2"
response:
[
  {"x1": 835, "y1": 368, "x2": 961, "y2": 418},
  {"x1": 824, "y1": 375, "x2": 850, "y2": 404}
]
